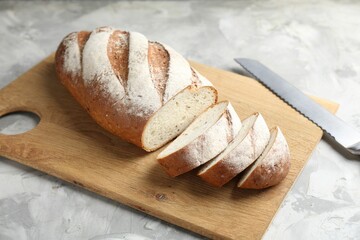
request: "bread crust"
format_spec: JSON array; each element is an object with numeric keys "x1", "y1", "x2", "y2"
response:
[
  {"x1": 199, "y1": 152, "x2": 252, "y2": 187},
  {"x1": 55, "y1": 27, "x2": 215, "y2": 150},
  {"x1": 198, "y1": 113, "x2": 270, "y2": 187},
  {"x1": 238, "y1": 127, "x2": 291, "y2": 189}
]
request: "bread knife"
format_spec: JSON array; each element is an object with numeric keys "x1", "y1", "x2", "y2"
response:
[{"x1": 234, "y1": 58, "x2": 360, "y2": 156}]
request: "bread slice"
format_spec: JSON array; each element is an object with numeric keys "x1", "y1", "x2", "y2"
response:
[
  {"x1": 142, "y1": 86, "x2": 218, "y2": 151},
  {"x1": 198, "y1": 113, "x2": 270, "y2": 187},
  {"x1": 157, "y1": 101, "x2": 241, "y2": 177},
  {"x1": 237, "y1": 126, "x2": 290, "y2": 189}
]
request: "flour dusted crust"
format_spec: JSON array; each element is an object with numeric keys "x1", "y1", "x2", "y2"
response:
[
  {"x1": 238, "y1": 127, "x2": 291, "y2": 189},
  {"x1": 55, "y1": 27, "x2": 217, "y2": 150},
  {"x1": 82, "y1": 28, "x2": 126, "y2": 102},
  {"x1": 157, "y1": 102, "x2": 241, "y2": 177},
  {"x1": 162, "y1": 44, "x2": 193, "y2": 103},
  {"x1": 198, "y1": 113, "x2": 270, "y2": 187},
  {"x1": 62, "y1": 32, "x2": 81, "y2": 78},
  {"x1": 126, "y1": 32, "x2": 161, "y2": 115}
]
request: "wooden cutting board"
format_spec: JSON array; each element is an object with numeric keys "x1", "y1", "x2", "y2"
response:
[{"x1": 0, "y1": 54, "x2": 338, "y2": 240}]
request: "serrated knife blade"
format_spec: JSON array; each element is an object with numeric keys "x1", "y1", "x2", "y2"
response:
[{"x1": 235, "y1": 58, "x2": 360, "y2": 155}]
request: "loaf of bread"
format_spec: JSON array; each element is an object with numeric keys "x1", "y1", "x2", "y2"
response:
[
  {"x1": 55, "y1": 27, "x2": 217, "y2": 151},
  {"x1": 157, "y1": 101, "x2": 241, "y2": 177},
  {"x1": 56, "y1": 27, "x2": 291, "y2": 190},
  {"x1": 198, "y1": 113, "x2": 270, "y2": 187}
]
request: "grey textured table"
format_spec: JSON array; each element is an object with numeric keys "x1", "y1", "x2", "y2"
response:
[{"x1": 1, "y1": 1, "x2": 360, "y2": 239}]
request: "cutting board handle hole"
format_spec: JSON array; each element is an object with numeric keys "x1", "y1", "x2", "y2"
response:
[{"x1": 0, "y1": 111, "x2": 40, "y2": 135}]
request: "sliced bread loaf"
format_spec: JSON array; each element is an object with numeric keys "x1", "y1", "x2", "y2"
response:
[
  {"x1": 237, "y1": 126, "x2": 290, "y2": 189},
  {"x1": 157, "y1": 101, "x2": 241, "y2": 177},
  {"x1": 198, "y1": 113, "x2": 270, "y2": 187}
]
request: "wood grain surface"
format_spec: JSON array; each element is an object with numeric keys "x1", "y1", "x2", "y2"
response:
[{"x1": 0, "y1": 54, "x2": 338, "y2": 240}]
